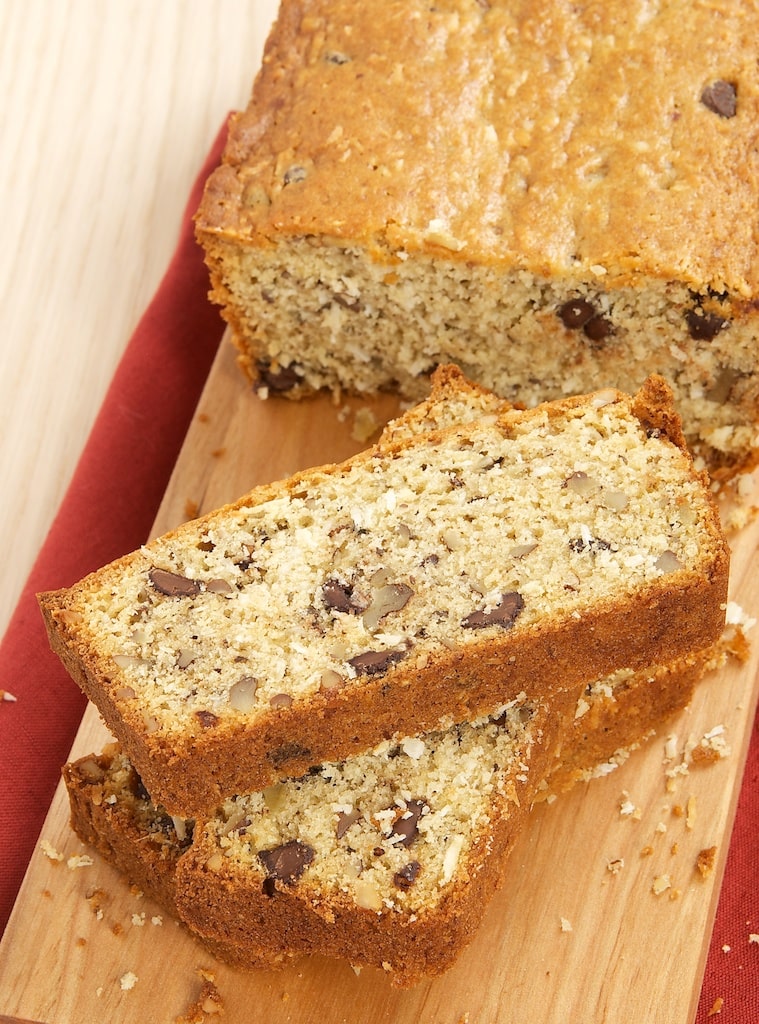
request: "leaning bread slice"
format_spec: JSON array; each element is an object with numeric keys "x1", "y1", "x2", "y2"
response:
[
  {"x1": 40, "y1": 374, "x2": 729, "y2": 817},
  {"x1": 381, "y1": 365, "x2": 726, "y2": 792},
  {"x1": 65, "y1": 695, "x2": 558, "y2": 986}
]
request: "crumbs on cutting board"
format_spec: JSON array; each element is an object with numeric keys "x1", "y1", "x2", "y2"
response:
[
  {"x1": 174, "y1": 969, "x2": 225, "y2": 1023},
  {"x1": 602, "y1": 723, "x2": 732, "y2": 906},
  {"x1": 39, "y1": 839, "x2": 94, "y2": 869}
]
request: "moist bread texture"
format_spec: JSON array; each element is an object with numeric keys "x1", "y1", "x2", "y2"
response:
[
  {"x1": 64, "y1": 697, "x2": 559, "y2": 986},
  {"x1": 40, "y1": 374, "x2": 729, "y2": 817},
  {"x1": 196, "y1": 0, "x2": 759, "y2": 481}
]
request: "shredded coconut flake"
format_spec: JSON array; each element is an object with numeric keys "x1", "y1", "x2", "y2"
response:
[{"x1": 67, "y1": 854, "x2": 94, "y2": 870}]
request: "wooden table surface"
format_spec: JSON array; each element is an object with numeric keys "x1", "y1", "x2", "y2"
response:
[{"x1": 0, "y1": 0, "x2": 279, "y2": 643}]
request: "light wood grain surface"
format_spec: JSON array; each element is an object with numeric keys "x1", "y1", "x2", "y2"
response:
[{"x1": 0, "y1": 0, "x2": 278, "y2": 642}]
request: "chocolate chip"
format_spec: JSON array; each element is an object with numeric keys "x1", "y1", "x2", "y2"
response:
[
  {"x1": 348, "y1": 649, "x2": 407, "y2": 675},
  {"x1": 322, "y1": 578, "x2": 364, "y2": 614},
  {"x1": 583, "y1": 314, "x2": 613, "y2": 343},
  {"x1": 557, "y1": 298, "x2": 596, "y2": 329},
  {"x1": 258, "y1": 840, "x2": 315, "y2": 885},
  {"x1": 256, "y1": 362, "x2": 301, "y2": 393},
  {"x1": 394, "y1": 860, "x2": 421, "y2": 889},
  {"x1": 390, "y1": 799, "x2": 426, "y2": 847},
  {"x1": 336, "y1": 809, "x2": 362, "y2": 839},
  {"x1": 149, "y1": 568, "x2": 201, "y2": 597},
  {"x1": 462, "y1": 592, "x2": 524, "y2": 630},
  {"x1": 684, "y1": 309, "x2": 730, "y2": 341},
  {"x1": 195, "y1": 710, "x2": 219, "y2": 729},
  {"x1": 701, "y1": 80, "x2": 737, "y2": 118}
]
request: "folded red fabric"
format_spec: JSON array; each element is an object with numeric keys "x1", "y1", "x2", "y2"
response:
[
  {"x1": 0, "y1": 121, "x2": 755, "y2": 1020},
  {"x1": 0, "y1": 122, "x2": 227, "y2": 936}
]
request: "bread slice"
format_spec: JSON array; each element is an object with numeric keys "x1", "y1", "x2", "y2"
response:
[
  {"x1": 195, "y1": 0, "x2": 759, "y2": 482},
  {"x1": 381, "y1": 366, "x2": 722, "y2": 793},
  {"x1": 41, "y1": 374, "x2": 728, "y2": 817},
  {"x1": 65, "y1": 694, "x2": 558, "y2": 987}
]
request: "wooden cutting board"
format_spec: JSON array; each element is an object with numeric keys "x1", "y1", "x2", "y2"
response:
[{"x1": 1, "y1": 336, "x2": 758, "y2": 1024}]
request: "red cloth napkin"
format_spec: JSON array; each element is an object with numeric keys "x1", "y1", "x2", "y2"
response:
[
  {"x1": 0, "y1": 124, "x2": 227, "y2": 935},
  {"x1": 0, "y1": 122, "x2": 756, "y2": 1020}
]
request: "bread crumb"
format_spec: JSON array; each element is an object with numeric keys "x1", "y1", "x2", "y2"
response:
[
  {"x1": 131, "y1": 913, "x2": 146, "y2": 927},
  {"x1": 175, "y1": 971, "x2": 225, "y2": 1022},
  {"x1": 560, "y1": 917, "x2": 573, "y2": 932},
  {"x1": 67, "y1": 854, "x2": 94, "y2": 869},
  {"x1": 707, "y1": 996, "x2": 724, "y2": 1016},
  {"x1": 606, "y1": 858, "x2": 624, "y2": 874},
  {"x1": 351, "y1": 406, "x2": 381, "y2": 443},
  {"x1": 685, "y1": 795, "x2": 697, "y2": 831},
  {"x1": 86, "y1": 887, "x2": 107, "y2": 920},
  {"x1": 749, "y1": 933, "x2": 759, "y2": 944},
  {"x1": 640, "y1": 845, "x2": 654, "y2": 857},
  {"x1": 722, "y1": 944, "x2": 731, "y2": 952},
  {"x1": 96, "y1": 986, "x2": 104, "y2": 998},
  {"x1": 119, "y1": 971, "x2": 138, "y2": 991},
  {"x1": 0, "y1": 689, "x2": 17, "y2": 702},
  {"x1": 151, "y1": 915, "x2": 164, "y2": 926},
  {"x1": 652, "y1": 874, "x2": 671, "y2": 895},
  {"x1": 689, "y1": 726, "x2": 731, "y2": 767},
  {"x1": 39, "y1": 840, "x2": 64, "y2": 862},
  {"x1": 619, "y1": 792, "x2": 640, "y2": 818},
  {"x1": 696, "y1": 846, "x2": 717, "y2": 878}
]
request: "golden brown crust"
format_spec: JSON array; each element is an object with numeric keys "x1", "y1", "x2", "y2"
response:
[
  {"x1": 197, "y1": 0, "x2": 759, "y2": 295},
  {"x1": 544, "y1": 645, "x2": 713, "y2": 795}
]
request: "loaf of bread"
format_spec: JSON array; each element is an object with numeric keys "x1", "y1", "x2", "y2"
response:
[
  {"x1": 40, "y1": 374, "x2": 729, "y2": 817},
  {"x1": 196, "y1": 0, "x2": 759, "y2": 482},
  {"x1": 64, "y1": 696, "x2": 560, "y2": 986}
]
